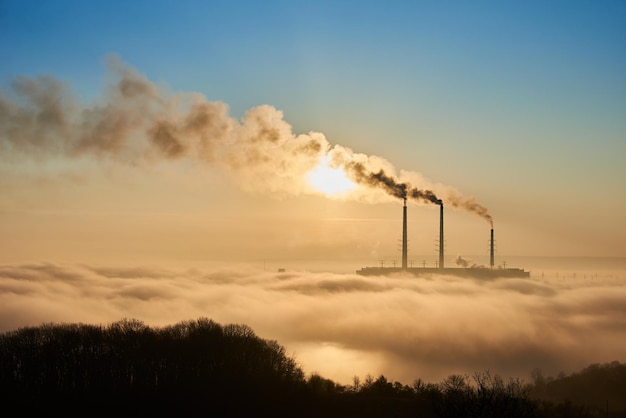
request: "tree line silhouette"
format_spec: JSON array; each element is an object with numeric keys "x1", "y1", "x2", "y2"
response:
[{"x1": 1, "y1": 318, "x2": 624, "y2": 417}]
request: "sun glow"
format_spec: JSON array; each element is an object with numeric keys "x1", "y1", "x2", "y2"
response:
[{"x1": 307, "y1": 159, "x2": 357, "y2": 196}]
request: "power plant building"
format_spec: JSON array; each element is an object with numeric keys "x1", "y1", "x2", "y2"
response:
[{"x1": 356, "y1": 201, "x2": 529, "y2": 278}]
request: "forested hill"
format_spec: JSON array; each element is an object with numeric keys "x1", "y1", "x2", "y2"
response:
[
  {"x1": 1, "y1": 318, "x2": 624, "y2": 417},
  {"x1": 528, "y1": 361, "x2": 626, "y2": 413},
  {"x1": 0, "y1": 318, "x2": 308, "y2": 417}
]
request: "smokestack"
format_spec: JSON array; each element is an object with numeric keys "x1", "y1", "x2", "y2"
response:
[
  {"x1": 490, "y1": 228, "x2": 495, "y2": 268},
  {"x1": 402, "y1": 198, "x2": 408, "y2": 269},
  {"x1": 439, "y1": 204, "x2": 444, "y2": 269}
]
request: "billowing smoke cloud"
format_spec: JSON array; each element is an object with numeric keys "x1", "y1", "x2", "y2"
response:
[
  {"x1": 1, "y1": 262, "x2": 625, "y2": 385},
  {"x1": 0, "y1": 56, "x2": 324, "y2": 196},
  {"x1": 455, "y1": 255, "x2": 472, "y2": 268},
  {"x1": 1, "y1": 55, "x2": 490, "y2": 219},
  {"x1": 455, "y1": 255, "x2": 485, "y2": 268}
]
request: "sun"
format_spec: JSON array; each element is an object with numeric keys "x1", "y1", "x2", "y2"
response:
[{"x1": 307, "y1": 159, "x2": 357, "y2": 196}]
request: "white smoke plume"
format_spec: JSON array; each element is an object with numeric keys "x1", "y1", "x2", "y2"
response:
[{"x1": 0, "y1": 55, "x2": 491, "y2": 218}]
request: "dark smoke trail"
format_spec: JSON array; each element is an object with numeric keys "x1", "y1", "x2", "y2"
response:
[
  {"x1": 408, "y1": 188, "x2": 442, "y2": 206},
  {"x1": 447, "y1": 193, "x2": 493, "y2": 226},
  {"x1": 345, "y1": 163, "x2": 405, "y2": 199},
  {"x1": 345, "y1": 160, "x2": 494, "y2": 226},
  {"x1": 345, "y1": 162, "x2": 442, "y2": 205}
]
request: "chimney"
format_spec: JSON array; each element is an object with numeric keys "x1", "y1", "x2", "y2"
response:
[
  {"x1": 402, "y1": 198, "x2": 407, "y2": 269},
  {"x1": 439, "y1": 204, "x2": 444, "y2": 269},
  {"x1": 490, "y1": 228, "x2": 495, "y2": 268}
]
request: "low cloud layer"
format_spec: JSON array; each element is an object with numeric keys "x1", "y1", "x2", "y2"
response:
[{"x1": 1, "y1": 262, "x2": 624, "y2": 385}]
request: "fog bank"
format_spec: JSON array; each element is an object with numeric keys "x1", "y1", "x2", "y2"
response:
[{"x1": 1, "y1": 262, "x2": 624, "y2": 385}]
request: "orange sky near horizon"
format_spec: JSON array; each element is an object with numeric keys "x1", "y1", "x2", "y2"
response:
[{"x1": 2, "y1": 1, "x2": 625, "y2": 266}]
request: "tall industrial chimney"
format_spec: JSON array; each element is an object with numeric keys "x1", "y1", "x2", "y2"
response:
[
  {"x1": 439, "y1": 204, "x2": 444, "y2": 269},
  {"x1": 490, "y1": 228, "x2": 495, "y2": 268},
  {"x1": 402, "y1": 198, "x2": 408, "y2": 269}
]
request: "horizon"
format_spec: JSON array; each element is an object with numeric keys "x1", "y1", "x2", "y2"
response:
[{"x1": 1, "y1": 1, "x2": 625, "y2": 262}]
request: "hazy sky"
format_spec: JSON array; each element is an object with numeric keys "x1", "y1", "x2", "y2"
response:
[
  {"x1": 1, "y1": 0, "x2": 626, "y2": 386},
  {"x1": 1, "y1": 0, "x2": 625, "y2": 265}
]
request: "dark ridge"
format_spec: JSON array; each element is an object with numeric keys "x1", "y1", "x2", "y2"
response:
[{"x1": 1, "y1": 318, "x2": 623, "y2": 417}]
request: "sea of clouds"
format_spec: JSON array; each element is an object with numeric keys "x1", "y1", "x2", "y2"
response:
[{"x1": 1, "y1": 261, "x2": 625, "y2": 385}]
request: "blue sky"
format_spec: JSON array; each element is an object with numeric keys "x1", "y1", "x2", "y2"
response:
[{"x1": 1, "y1": 0, "x2": 625, "y2": 260}]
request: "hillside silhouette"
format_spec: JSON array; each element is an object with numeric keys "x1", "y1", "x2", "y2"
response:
[{"x1": 1, "y1": 318, "x2": 624, "y2": 417}]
